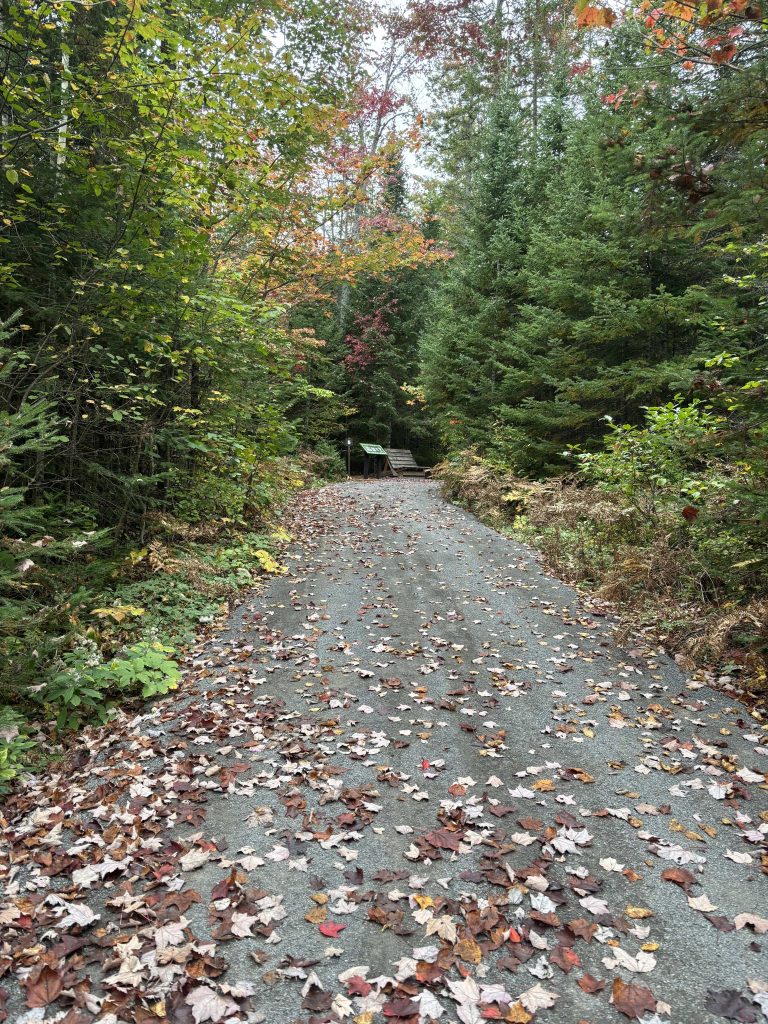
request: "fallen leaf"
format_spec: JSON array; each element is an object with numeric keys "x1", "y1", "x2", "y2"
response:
[
  {"x1": 724, "y1": 850, "x2": 753, "y2": 865},
  {"x1": 180, "y1": 848, "x2": 211, "y2": 872},
  {"x1": 383, "y1": 997, "x2": 420, "y2": 1018},
  {"x1": 319, "y1": 922, "x2": 346, "y2": 938},
  {"x1": 603, "y1": 948, "x2": 656, "y2": 973},
  {"x1": 600, "y1": 857, "x2": 624, "y2": 873},
  {"x1": 455, "y1": 937, "x2": 482, "y2": 964},
  {"x1": 25, "y1": 967, "x2": 63, "y2": 1009},
  {"x1": 705, "y1": 988, "x2": 759, "y2": 1023},
  {"x1": 579, "y1": 973, "x2": 606, "y2": 994},
  {"x1": 505, "y1": 1004, "x2": 533, "y2": 1023},
  {"x1": 185, "y1": 986, "x2": 238, "y2": 1023},
  {"x1": 734, "y1": 914, "x2": 768, "y2": 934},
  {"x1": 660, "y1": 866, "x2": 696, "y2": 892},
  {"x1": 518, "y1": 983, "x2": 559, "y2": 1013},
  {"x1": 625, "y1": 906, "x2": 654, "y2": 919},
  {"x1": 688, "y1": 894, "x2": 718, "y2": 913},
  {"x1": 611, "y1": 978, "x2": 656, "y2": 1019}
]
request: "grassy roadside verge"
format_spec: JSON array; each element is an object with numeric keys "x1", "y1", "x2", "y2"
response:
[
  {"x1": 0, "y1": 453, "x2": 341, "y2": 793},
  {"x1": 436, "y1": 451, "x2": 767, "y2": 705}
]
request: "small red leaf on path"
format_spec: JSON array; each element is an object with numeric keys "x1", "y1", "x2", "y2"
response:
[
  {"x1": 550, "y1": 944, "x2": 581, "y2": 973},
  {"x1": 346, "y1": 976, "x2": 372, "y2": 997},
  {"x1": 318, "y1": 922, "x2": 345, "y2": 937}
]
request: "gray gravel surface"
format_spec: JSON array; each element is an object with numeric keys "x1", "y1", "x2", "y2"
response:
[{"x1": 2, "y1": 479, "x2": 767, "y2": 1024}]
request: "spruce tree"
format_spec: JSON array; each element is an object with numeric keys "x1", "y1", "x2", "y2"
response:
[
  {"x1": 495, "y1": 56, "x2": 756, "y2": 473},
  {"x1": 420, "y1": 93, "x2": 552, "y2": 453}
]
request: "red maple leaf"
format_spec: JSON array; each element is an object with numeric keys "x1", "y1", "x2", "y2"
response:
[{"x1": 318, "y1": 922, "x2": 346, "y2": 937}]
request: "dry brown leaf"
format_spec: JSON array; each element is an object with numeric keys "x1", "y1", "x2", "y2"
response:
[{"x1": 454, "y1": 937, "x2": 482, "y2": 964}]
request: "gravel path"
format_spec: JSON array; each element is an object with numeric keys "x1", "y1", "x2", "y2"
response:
[{"x1": 2, "y1": 480, "x2": 767, "y2": 1024}]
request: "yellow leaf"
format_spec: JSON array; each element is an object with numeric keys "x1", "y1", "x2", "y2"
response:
[
  {"x1": 254, "y1": 549, "x2": 286, "y2": 575},
  {"x1": 91, "y1": 604, "x2": 145, "y2": 622},
  {"x1": 533, "y1": 778, "x2": 555, "y2": 792},
  {"x1": 625, "y1": 906, "x2": 654, "y2": 919},
  {"x1": 662, "y1": 0, "x2": 694, "y2": 19},
  {"x1": 506, "y1": 1003, "x2": 533, "y2": 1023}
]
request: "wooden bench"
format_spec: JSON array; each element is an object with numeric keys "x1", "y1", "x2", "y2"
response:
[{"x1": 385, "y1": 448, "x2": 427, "y2": 477}]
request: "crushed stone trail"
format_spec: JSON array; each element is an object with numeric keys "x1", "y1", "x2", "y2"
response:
[{"x1": 2, "y1": 480, "x2": 767, "y2": 1024}]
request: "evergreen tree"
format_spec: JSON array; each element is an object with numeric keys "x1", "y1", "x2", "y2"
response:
[
  {"x1": 420, "y1": 92, "x2": 555, "y2": 453},
  {"x1": 493, "y1": 47, "x2": 762, "y2": 473},
  {"x1": 420, "y1": 26, "x2": 765, "y2": 475}
]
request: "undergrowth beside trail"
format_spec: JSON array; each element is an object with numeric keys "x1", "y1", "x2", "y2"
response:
[
  {"x1": 437, "y1": 450, "x2": 768, "y2": 701},
  {"x1": 0, "y1": 451, "x2": 344, "y2": 793}
]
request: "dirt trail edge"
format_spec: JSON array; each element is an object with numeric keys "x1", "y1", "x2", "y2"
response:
[{"x1": 2, "y1": 480, "x2": 767, "y2": 1024}]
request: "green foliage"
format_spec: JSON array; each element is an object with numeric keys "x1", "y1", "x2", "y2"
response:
[
  {"x1": 420, "y1": 24, "x2": 766, "y2": 477},
  {"x1": 576, "y1": 355, "x2": 768, "y2": 600},
  {"x1": 41, "y1": 640, "x2": 180, "y2": 732},
  {"x1": 16, "y1": 520, "x2": 292, "y2": 740},
  {"x1": 421, "y1": 95, "x2": 540, "y2": 455},
  {"x1": 104, "y1": 642, "x2": 181, "y2": 699},
  {"x1": 305, "y1": 440, "x2": 348, "y2": 483},
  {"x1": 0, "y1": 709, "x2": 37, "y2": 794},
  {"x1": 576, "y1": 401, "x2": 723, "y2": 520},
  {"x1": 0, "y1": 0, "x2": 376, "y2": 782},
  {"x1": 421, "y1": 11, "x2": 768, "y2": 687}
]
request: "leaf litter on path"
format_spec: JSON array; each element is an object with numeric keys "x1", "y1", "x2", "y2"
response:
[{"x1": 1, "y1": 481, "x2": 766, "y2": 1024}]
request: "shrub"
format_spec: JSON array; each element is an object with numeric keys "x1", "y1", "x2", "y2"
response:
[
  {"x1": 40, "y1": 640, "x2": 181, "y2": 732},
  {"x1": 298, "y1": 441, "x2": 347, "y2": 482},
  {"x1": 0, "y1": 709, "x2": 36, "y2": 794},
  {"x1": 576, "y1": 401, "x2": 723, "y2": 521},
  {"x1": 572, "y1": 356, "x2": 768, "y2": 603}
]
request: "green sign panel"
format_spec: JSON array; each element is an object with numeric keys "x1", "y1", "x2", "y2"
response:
[{"x1": 360, "y1": 443, "x2": 387, "y2": 456}]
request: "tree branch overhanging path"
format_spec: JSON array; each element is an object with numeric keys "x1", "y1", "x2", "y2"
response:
[{"x1": 3, "y1": 480, "x2": 767, "y2": 1024}]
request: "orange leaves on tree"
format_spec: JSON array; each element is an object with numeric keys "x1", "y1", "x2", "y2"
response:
[
  {"x1": 662, "y1": 0, "x2": 695, "y2": 20},
  {"x1": 575, "y1": 4, "x2": 617, "y2": 27},
  {"x1": 602, "y1": 85, "x2": 628, "y2": 108},
  {"x1": 633, "y1": 0, "x2": 752, "y2": 64}
]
